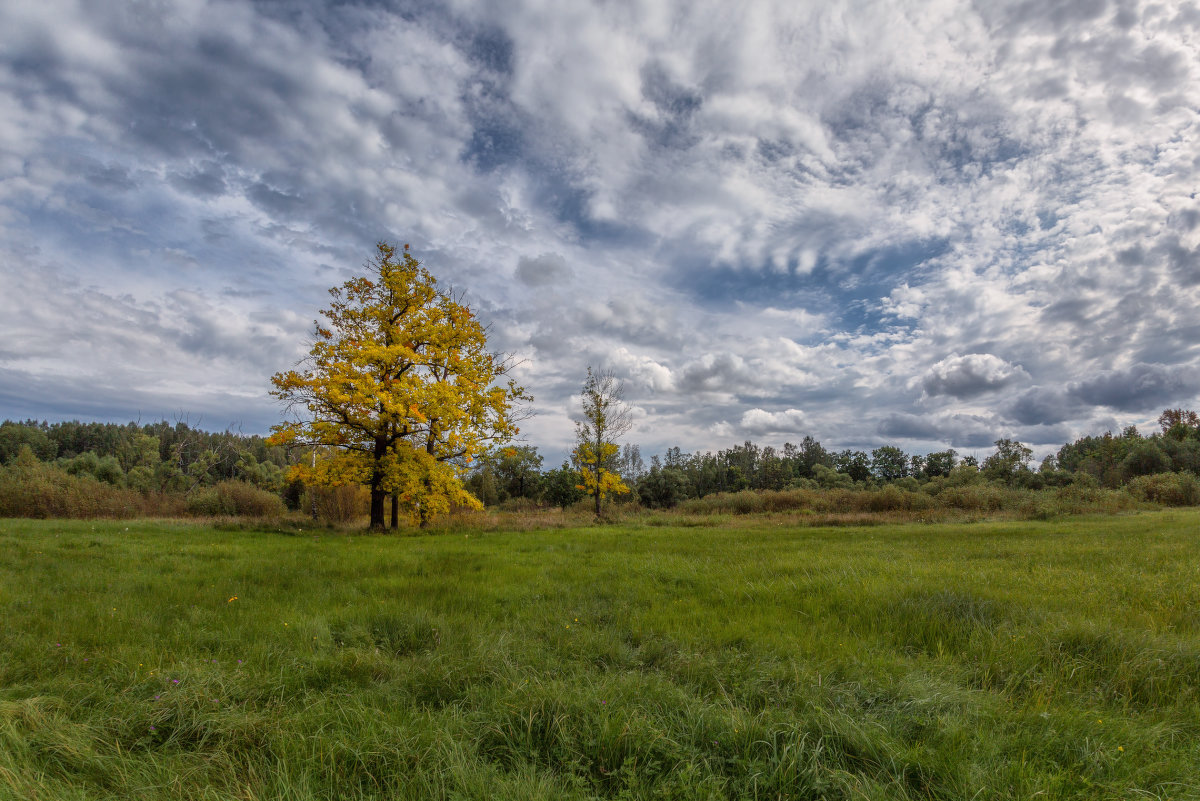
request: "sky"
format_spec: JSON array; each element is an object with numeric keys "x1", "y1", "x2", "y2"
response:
[{"x1": 1, "y1": 0, "x2": 1198, "y2": 463}]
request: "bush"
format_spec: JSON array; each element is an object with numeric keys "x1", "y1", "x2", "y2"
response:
[
  {"x1": 306, "y1": 484, "x2": 369, "y2": 523},
  {"x1": 861, "y1": 484, "x2": 933, "y2": 512},
  {"x1": 812, "y1": 464, "x2": 853, "y2": 490},
  {"x1": 935, "y1": 483, "x2": 1007, "y2": 512},
  {"x1": 185, "y1": 480, "x2": 284, "y2": 518},
  {"x1": 637, "y1": 467, "x2": 690, "y2": 509},
  {"x1": 1122, "y1": 441, "x2": 1172, "y2": 479},
  {"x1": 1125, "y1": 472, "x2": 1200, "y2": 506},
  {"x1": 0, "y1": 452, "x2": 146, "y2": 518}
]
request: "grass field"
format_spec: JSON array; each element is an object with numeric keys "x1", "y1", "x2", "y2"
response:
[{"x1": 2, "y1": 511, "x2": 1199, "y2": 800}]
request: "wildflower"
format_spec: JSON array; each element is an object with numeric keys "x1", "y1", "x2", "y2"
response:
[
  {"x1": 172, "y1": 679, "x2": 179, "y2": 684},
  {"x1": 1118, "y1": 746, "x2": 1124, "y2": 752},
  {"x1": 228, "y1": 596, "x2": 238, "y2": 603},
  {"x1": 149, "y1": 726, "x2": 156, "y2": 732}
]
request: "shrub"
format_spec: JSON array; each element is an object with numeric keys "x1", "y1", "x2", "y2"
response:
[
  {"x1": 1122, "y1": 441, "x2": 1172, "y2": 479},
  {"x1": 0, "y1": 452, "x2": 145, "y2": 518},
  {"x1": 637, "y1": 467, "x2": 690, "y2": 509},
  {"x1": 861, "y1": 484, "x2": 933, "y2": 512},
  {"x1": 1051, "y1": 484, "x2": 1133, "y2": 515},
  {"x1": 184, "y1": 487, "x2": 223, "y2": 516},
  {"x1": 306, "y1": 484, "x2": 369, "y2": 523},
  {"x1": 185, "y1": 480, "x2": 284, "y2": 518},
  {"x1": 936, "y1": 483, "x2": 1007, "y2": 512},
  {"x1": 1125, "y1": 472, "x2": 1200, "y2": 506},
  {"x1": 812, "y1": 464, "x2": 853, "y2": 490}
]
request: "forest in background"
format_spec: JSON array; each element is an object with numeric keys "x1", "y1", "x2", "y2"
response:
[{"x1": 1, "y1": 409, "x2": 1198, "y2": 522}]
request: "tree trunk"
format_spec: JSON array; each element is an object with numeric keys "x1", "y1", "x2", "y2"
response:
[
  {"x1": 390, "y1": 494, "x2": 399, "y2": 529},
  {"x1": 369, "y1": 436, "x2": 387, "y2": 529},
  {"x1": 369, "y1": 483, "x2": 386, "y2": 529}
]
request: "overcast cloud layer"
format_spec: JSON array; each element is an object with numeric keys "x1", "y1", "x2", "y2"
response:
[{"x1": 2, "y1": 0, "x2": 1198, "y2": 460}]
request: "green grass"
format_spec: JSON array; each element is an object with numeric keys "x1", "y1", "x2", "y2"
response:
[{"x1": 2, "y1": 511, "x2": 1199, "y2": 800}]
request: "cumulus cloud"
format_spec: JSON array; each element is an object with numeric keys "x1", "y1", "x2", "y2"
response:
[
  {"x1": 738, "y1": 408, "x2": 809, "y2": 437},
  {"x1": 920, "y1": 353, "x2": 1029, "y2": 399},
  {"x1": 878, "y1": 412, "x2": 1004, "y2": 450},
  {"x1": 1067, "y1": 363, "x2": 1195, "y2": 412}
]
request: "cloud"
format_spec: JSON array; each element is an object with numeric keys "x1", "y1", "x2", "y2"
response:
[
  {"x1": 921, "y1": 353, "x2": 1028, "y2": 399},
  {"x1": 1067, "y1": 363, "x2": 1195, "y2": 412},
  {"x1": 676, "y1": 353, "x2": 759, "y2": 395},
  {"x1": 1008, "y1": 387, "x2": 1078, "y2": 426},
  {"x1": 515, "y1": 252, "x2": 570, "y2": 286},
  {"x1": 738, "y1": 408, "x2": 809, "y2": 437},
  {"x1": 878, "y1": 412, "x2": 1004, "y2": 450},
  {"x1": 1, "y1": 0, "x2": 1198, "y2": 465}
]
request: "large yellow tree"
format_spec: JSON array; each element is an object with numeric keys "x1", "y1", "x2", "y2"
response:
[{"x1": 268, "y1": 242, "x2": 529, "y2": 528}]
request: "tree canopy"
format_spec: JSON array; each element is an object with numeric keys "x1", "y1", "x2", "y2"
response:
[{"x1": 268, "y1": 242, "x2": 529, "y2": 528}]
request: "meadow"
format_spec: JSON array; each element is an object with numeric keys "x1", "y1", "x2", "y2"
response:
[{"x1": 2, "y1": 511, "x2": 1198, "y2": 800}]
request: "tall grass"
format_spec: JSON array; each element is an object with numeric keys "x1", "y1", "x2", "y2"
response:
[
  {"x1": 0, "y1": 457, "x2": 184, "y2": 518},
  {"x1": 2, "y1": 511, "x2": 1199, "y2": 798},
  {"x1": 674, "y1": 482, "x2": 1137, "y2": 521}
]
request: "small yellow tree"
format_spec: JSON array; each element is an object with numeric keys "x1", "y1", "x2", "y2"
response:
[
  {"x1": 573, "y1": 367, "x2": 631, "y2": 517},
  {"x1": 269, "y1": 242, "x2": 529, "y2": 528}
]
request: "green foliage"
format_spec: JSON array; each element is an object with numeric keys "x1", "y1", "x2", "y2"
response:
[
  {"x1": 833, "y1": 449, "x2": 872, "y2": 482},
  {"x1": 636, "y1": 465, "x2": 689, "y2": 509},
  {"x1": 923, "y1": 449, "x2": 957, "y2": 478},
  {"x1": 0, "y1": 448, "x2": 151, "y2": 518},
  {"x1": 542, "y1": 462, "x2": 586, "y2": 511},
  {"x1": 1121, "y1": 440, "x2": 1171, "y2": 479},
  {"x1": 0, "y1": 420, "x2": 57, "y2": 463},
  {"x1": 981, "y1": 438, "x2": 1034, "y2": 482},
  {"x1": 812, "y1": 463, "x2": 853, "y2": 489},
  {"x1": 1159, "y1": 407, "x2": 1200, "y2": 437},
  {"x1": 235, "y1": 453, "x2": 285, "y2": 492},
  {"x1": 1125, "y1": 472, "x2": 1200, "y2": 506},
  {"x1": 870, "y1": 445, "x2": 909, "y2": 481},
  {"x1": 466, "y1": 446, "x2": 544, "y2": 506}
]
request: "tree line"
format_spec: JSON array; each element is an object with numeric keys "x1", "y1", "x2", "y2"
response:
[
  {"x1": 2, "y1": 408, "x2": 1198, "y2": 518},
  {"x1": 0, "y1": 418, "x2": 292, "y2": 495},
  {"x1": 464, "y1": 409, "x2": 1200, "y2": 511}
]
